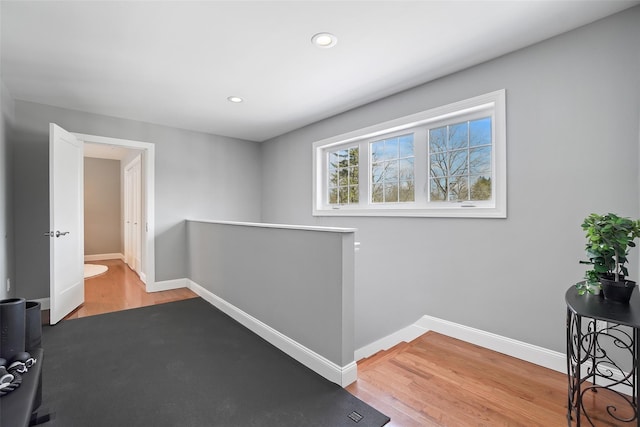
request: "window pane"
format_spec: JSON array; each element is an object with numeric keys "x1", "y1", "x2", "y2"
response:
[
  {"x1": 350, "y1": 166, "x2": 359, "y2": 184},
  {"x1": 399, "y1": 158, "x2": 414, "y2": 181},
  {"x1": 372, "y1": 184, "x2": 383, "y2": 203},
  {"x1": 329, "y1": 151, "x2": 340, "y2": 168},
  {"x1": 349, "y1": 147, "x2": 359, "y2": 165},
  {"x1": 385, "y1": 183, "x2": 398, "y2": 202},
  {"x1": 428, "y1": 118, "x2": 493, "y2": 204},
  {"x1": 329, "y1": 188, "x2": 338, "y2": 204},
  {"x1": 430, "y1": 153, "x2": 447, "y2": 177},
  {"x1": 399, "y1": 134, "x2": 414, "y2": 158},
  {"x1": 470, "y1": 117, "x2": 491, "y2": 147},
  {"x1": 399, "y1": 181, "x2": 414, "y2": 202},
  {"x1": 449, "y1": 150, "x2": 468, "y2": 176},
  {"x1": 429, "y1": 127, "x2": 446, "y2": 153},
  {"x1": 349, "y1": 186, "x2": 359, "y2": 203},
  {"x1": 470, "y1": 175, "x2": 492, "y2": 200},
  {"x1": 469, "y1": 147, "x2": 491, "y2": 175},
  {"x1": 327, "y1": 146, "x2": 359, "y2": 205},
  {"x1": 371, "y1": 163, "x2": 384, "y2": 184},
  {"x1": 338, "y1": 149, "x2": 349, "y2": 168},
  {"x1": 329, "y1": 170, "x2": 338, "y2": 186},
  {"x1": 448, "y1": 176, "x2": 469, "y2": 201},
  {"x1": 384, "y1": 138, "x2": 399, "y2": 160},
  {"x1": 371, "y1": 135, "x2": 414, "y2": 204},
  {"x1": 430, "y1": 178, "x2": 447, "y2": 201},
  {"x1": 371, "y1": 141, "x2": 384, "y2": 162},
  {"x1": 448, "y1": 122, "x2": 468, "y2": 150},
  {"x1": 339, "y1": 187, "x2": 348, "y2": 204},
  {"x1": 338, "y1": 168, "x2": 348, "y2": 185},
  {"x1": 383, "y1": 160, "x2": 398, "y2": 182}
]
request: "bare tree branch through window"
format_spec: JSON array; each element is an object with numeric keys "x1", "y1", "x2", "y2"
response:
[{"x1": 429, "y1": 117, "x2": 492, "y2": 202}]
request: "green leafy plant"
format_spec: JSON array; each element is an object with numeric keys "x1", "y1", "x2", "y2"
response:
[
  {"x1": 580, "y1": 213, "x2": 640, "y2": 281},
  {"x1": 576, "y1": 270, "x2": 601, "y2": 295}
]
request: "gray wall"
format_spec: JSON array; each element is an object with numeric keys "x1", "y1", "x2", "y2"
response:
[
  {"x1": 0, "y1": 77, "x2": 15, "y2": 300},
  {"x1": 12, "y1": 101, "x2": 262, "y2": 299},
  {"x1": 84, "y1": 157, "x2": 121, "y2": 256},
  {"x1": 260, "y1": 8, "x2": 640, "y2": 353},
  {"x1": 186, "y1": 220, "x2": 355, "y2": 366}
]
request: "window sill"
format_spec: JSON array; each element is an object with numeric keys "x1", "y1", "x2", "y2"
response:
[{"x1": 313, "y1": 205, "x2": 506, "y2": 218}]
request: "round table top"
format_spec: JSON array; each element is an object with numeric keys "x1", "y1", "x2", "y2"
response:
[{"x1": 566, "y1": 285, "x2": 640, "y2": 328}]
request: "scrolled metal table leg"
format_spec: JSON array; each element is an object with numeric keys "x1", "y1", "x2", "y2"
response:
[{"x1": 567, "y1": 307, "x2": 581, "y2": 426}]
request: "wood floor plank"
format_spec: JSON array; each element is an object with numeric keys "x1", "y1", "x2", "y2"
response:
[
  {"x1": 64, "y1": 259, "x2": 197, "y2": 320},
  {"x1": 348, "y1": 331, "x2": 573, "y2": 427}
]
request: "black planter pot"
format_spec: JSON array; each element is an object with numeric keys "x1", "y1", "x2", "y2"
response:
[
  {"x1": 600, "y1": 273, "x2": 622, "y2": 281},
  {"x1": 600, "y1": 278, "x2": 637, "y2": 303},
  {"x1": 0, "y1": 298, "x2": 26, "y2": 361},
  {"x1": 25, "y1": 301, "x2": 42, "y2": 351}
]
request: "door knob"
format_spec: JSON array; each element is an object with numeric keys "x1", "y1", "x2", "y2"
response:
[{"x1": 55, "y1": 231, "x2": 70, "y2": 237}]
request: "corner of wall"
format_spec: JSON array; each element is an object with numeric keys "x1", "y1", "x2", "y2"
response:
[{"x1": 0, "y1": 76, "x2": 16, "y2": 300}]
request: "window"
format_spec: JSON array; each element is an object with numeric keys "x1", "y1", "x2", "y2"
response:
[
  {"x1": 328, "y1": 146, "x2": 359, "y2": 205},
  {"x1": 313, "y1": 90, "x2": 506, "y2": 218},
  {"x1": 371, "y1": 134, "x2": 415, "y2": 203},
  {"x1": 428, "y1": 117, "x2": 492, "y2": 202}
]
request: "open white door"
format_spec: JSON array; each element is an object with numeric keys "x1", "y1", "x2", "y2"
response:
[{"x1": 49, "y1": 123, "x2": 84, "y2": 324}]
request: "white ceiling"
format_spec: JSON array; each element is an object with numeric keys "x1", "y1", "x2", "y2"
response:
[{"x1": 2, "y1": 1, "x2": 638, "y2": 142}]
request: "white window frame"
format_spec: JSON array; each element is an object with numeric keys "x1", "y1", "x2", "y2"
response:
[{"x1": 312, "y1": 89, "x2": 506, "y2": 218}]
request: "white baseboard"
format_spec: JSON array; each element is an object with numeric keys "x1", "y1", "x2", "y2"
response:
[
  {"x1": 147, "y1": 278, "x2": 187, "y2": 292},
  {"x1": 187, "y1": 279, "x2": 357, "y2": 387},
  {"x1": 354, "y1": 316, "x2": 638, "y2": 396},
  {"x1": 84, "y1": 253, "x2": 124, "y2": 261},
  {"x1": 416, "y1": 315, "x2": 567, "y2": 373},
  {"x1": 355, "y1": 314, "x2": 566, "y2": 375},
  {"x1": 355, "y1": 324, "x2": 428, "y2": 361}
]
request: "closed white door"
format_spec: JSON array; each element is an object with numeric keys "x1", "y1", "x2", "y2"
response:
[
  {"x1": 124, "y1": 155, "x2": 142, "y2": 274},
  {"x1": 49, "y1": 123, "x2": 84, "y2": 324},
  {"x1": 124, "y1": 165, "x2": 132, "y2": 267}
]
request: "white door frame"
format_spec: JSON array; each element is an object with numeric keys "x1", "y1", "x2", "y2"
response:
[{"x1": 74, "y1": 132, "x2": 155, "y2": 290}]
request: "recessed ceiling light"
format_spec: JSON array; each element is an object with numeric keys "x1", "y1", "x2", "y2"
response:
[
  {"x1": 227, "y1": 96, "x2": 243, "y2": 103},
  {"x1": 311, "y1": 32, "x2": 337, "y2": 49}
]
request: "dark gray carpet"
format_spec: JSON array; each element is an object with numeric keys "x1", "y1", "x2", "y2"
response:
[{"x1": 40, "y1": 298, "x2": 390, "y2": 426}]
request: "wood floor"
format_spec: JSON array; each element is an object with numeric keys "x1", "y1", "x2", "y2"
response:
[
  {"x1": 56, "y1": 261, "x2": 618, "y2": 426},
  {"x1": 63, "y1": 259, "x2": 197, "y2": 320},
  {"x1": 348, "y1": 333, "x2": 572, "y2": 426},
  {"x1": 348, "y1": 332, "x2": 635, "y2": 427}
]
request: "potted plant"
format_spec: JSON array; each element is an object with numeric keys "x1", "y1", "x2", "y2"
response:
[{"x1": 580, "y1": 213, "x2": 640, "y2": 303}]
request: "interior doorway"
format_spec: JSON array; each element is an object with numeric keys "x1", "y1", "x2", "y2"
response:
[
  {"x1": 76, "y1": 132, "x2": 156, "y2": 289},
  {"x1": 84, "y1": 145, "x2": 141, "y2": 275}
]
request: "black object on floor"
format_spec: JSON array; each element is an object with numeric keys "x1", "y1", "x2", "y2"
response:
[{"x1": 41, "y1": 298, "x2": 390, "y2": 427}]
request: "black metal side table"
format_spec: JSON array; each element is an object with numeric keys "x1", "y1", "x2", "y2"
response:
[{"x1": 566, "y1": 286, "x2": 640, "y2": 426}]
